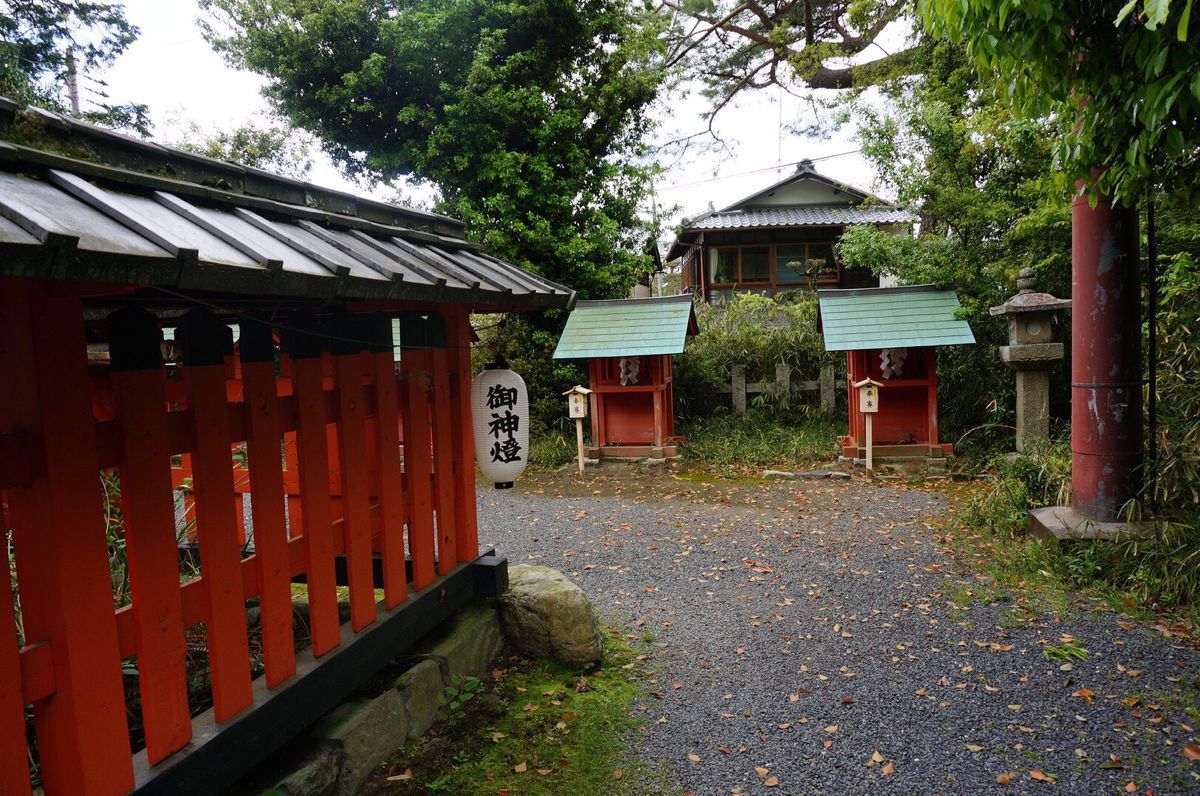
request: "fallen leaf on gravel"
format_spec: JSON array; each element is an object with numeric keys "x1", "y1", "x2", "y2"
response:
[
  {"x1": 755, "y1": 767, "x2": 769, "y2": 777},
  {"x1": 824, "y1": 725, "x2": 839, "y2": 734},
  {"x1": 1124, "y1": 782, "x2": 1137, "y2": 792},
  {"x1": 514, "y1": 762, "x2": 527, "y2": 773},
  {"x1": 688, "y1": 753, "x2": 701, "y2": 762},
  {"x1": 1007, "y1": 704, "x2": 1022, "y2": 711},
  {"x1": 1100, "y1": 755, "x2": 1127, "y2": 769},
  {"x1": 965, "y1": 744, "x2": 984, "y2": 752},
  {"x1": 996, "y1": 772, "x2": 1014, "y2": 785},
  {"x1": 385, "y1": 769, "x2": 412, "y2": 782},
  {"x1": 882, "y1": 762, "x2": 895, "y2": 776},
  {"x1": 1029, "y1": 769, "x2": 1056, "y2": 783},
  {"x1": 823, "y1": 740, "x2": 833, "y2": 749},
  {"x1": 1072, "y1": 688, "x2": 1095, "y2": 704},
  {"x1": 764, "y1": 776, "x2": 780, "y2": 787},
  {"x1": 1185, "y1": 744, "x2": 1200, "y2": 761}
]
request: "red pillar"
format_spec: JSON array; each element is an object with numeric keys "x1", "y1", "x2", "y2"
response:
[{"x1": 1071, "y1": 183, "x2": 1142, "y2": 521}]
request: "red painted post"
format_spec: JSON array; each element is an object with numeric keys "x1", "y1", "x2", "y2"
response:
[
  {"x1": 332, "y1": 316, "x2": 377, "y2": 631},
  {"x1": 281, "y1": 315, "x2": 340, "y2": 657},
  {"x1": 400, "y1": 349, "x2": 437, "y2": 589},
  {"x1": 176, "y1": 309, "x2": 254, "y2": 724},
  {"x1": 446, "y1": 309, "x2": 479, "y2": 562},
  {"x1": 0, "y1": 280, "x2": 134, "y2": 794},
  {"x1": 366, "y1": 315, "x2": 409, "y2": 606},
  {"x1": 239, "y1": 317, "x2": 297, "y2": 687},
  {"x1": 108, "y1": 308, "x2": 192, "y2": 764},
  {"x1": 1071, "y1": 183, "x2": 1142, "y2": 521},
  {"x1": 429, "y1": 348, "x2": 459, "y2": 573}
]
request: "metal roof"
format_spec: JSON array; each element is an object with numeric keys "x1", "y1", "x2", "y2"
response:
[
  {"x1": 553, "y1": 295, "x2": 697, "y2": 359},
  {"x1": 818, "y1": 285, "x2": 976, "y2": 351},
  {"x1": 0, "y1": 102, "x2": 573, "y2": 310},
  {"x1": 689, "y1": 205, "x2": 916, "y2": 231}
]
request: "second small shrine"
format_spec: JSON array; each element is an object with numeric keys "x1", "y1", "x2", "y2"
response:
[
  {"x1": 553, "y1": 294, "x2": 697, "y2": 459},
  {"x1": 818, "y1": 285, "x2": 976, "y2": 462}
]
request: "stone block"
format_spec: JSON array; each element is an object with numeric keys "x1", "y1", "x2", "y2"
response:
[
  {"x1": 1028, "y1": 506, "x2": 1151, "y2": 541},
  {"x1": 311, "y1": 690, "x2": 409, "y2": 796},
  {"x1": 415, "y1": 605, "x2": 503, "y2": 682},
  {"x1": 395, "y1": 658, "x2": 445, "y2": 740},
  {"x1": 501, "y1": 565, "x2": 603, "y2": 666},
  {"x1": 271, "y1": 742, "x2": 343, "y2": 796}
]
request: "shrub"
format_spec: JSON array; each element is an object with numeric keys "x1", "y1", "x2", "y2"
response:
[{"x1": 674, "y1": 292, "x2": 837, "y2": 418}]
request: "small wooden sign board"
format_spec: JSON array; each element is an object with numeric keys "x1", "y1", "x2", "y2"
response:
[
  {"x1": 852, "y1": 378, "x2": 884, "y2": 475},
  {"x1": 562, "y1": 386, "x2": 593, "y2": 474}
]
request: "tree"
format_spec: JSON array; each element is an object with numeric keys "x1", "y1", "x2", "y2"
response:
[
  {"x1": 837, "y1": 42, "x2": 1073, "y2": 444},
  {"x1": 165, "y1": 119, "x2": 315, "y2": 181},
  {"x1": 0, "y1": 0, "x2": 149, "y2": 133},
  {"x1": 662, "y1": 0, "x2": 923, "y2": 121},
  {"x1": 200, "y1": 0, "x2": 666, "y2": 303},
  {"x1": 918, "y1": 0, "x2": 1200, "y2": 203}
]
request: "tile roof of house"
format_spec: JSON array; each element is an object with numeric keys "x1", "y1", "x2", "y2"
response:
[
  {"x1": 818, "y1": 285, "x2": 976, "y2": 351},
  {"x1": 553, "y1": 294, "x2": 697, "y2": 359},
  {"x1": 688, "y1": 204, "x2": 916, "y2": 230},
  {"x1": 0, "y1": 100, "x2": 573, "y2": 310}
]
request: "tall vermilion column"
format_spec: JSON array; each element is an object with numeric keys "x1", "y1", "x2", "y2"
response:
[{"x1": 1071, "y1": 182, "x2": 1142, "y2": 521}]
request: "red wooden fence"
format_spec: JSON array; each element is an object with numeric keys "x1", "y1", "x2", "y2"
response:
[{"x1": 0, "y1": 279, "x2": 479, "y2": 794}]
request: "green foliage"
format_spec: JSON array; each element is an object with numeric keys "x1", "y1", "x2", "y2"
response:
[
  {"x1": 678, "y1": 409, "x2": 841, "y2": 474},
  {"x1": 1151, "y1": 243, "x2": 1200, "y2": 511},
  {"x1": 0, "y1": 0, "x2": 149, "y2": 133},
  {"x1": 674, "y1": 292, "x2": 834, "y2": 417},
  {"x1": 1042, "y1": 640, "x2": 1090, "y2": 662},
  {"x1": 165, "y1": 119, "x2": 315, "y2": 180},
  {"x1": 666, "y1": 0, "x2": 924, "y2": 113},
  {"x1": 958, "y1": 438, "x2": 1200, "y2": 620},
  {"x1": 837, "y1": 42, "x2": 1072, "y2": 446},
  {"x1": 202, "y1": 0, "x2": 665, "y2": 303},
  {"x1": 919, "y1": 0, "x2": 1200, "y2": 204},
  {"x1": 378, "y1": 627, "x2": 652, "y2": 794},
  {"x1": 438, "y1": 674, "x2": 481, "y2": 724},
  {"x1": 473, "y1": 314, "x2": 584, "y2": 439}
]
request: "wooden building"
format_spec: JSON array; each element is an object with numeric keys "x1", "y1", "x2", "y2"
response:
[
  {"x1": 665, "y1": 160, "x2": 914, "y2": 304},
  {"x1": 552, "y1": 295, "x2": 696, "y2": 459},
  {"x1": 818, "y1": 286, "x2": 975, "y2": 462},
  {"x1": 0, "y1": 100, "x2": 572, "y2": 794}
]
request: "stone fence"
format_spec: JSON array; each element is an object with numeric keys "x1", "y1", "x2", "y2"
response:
[{"x1": 724, "y1": 364, "x2": 839, "y2": 414}]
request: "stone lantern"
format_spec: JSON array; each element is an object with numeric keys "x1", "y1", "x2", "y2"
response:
[{"x1": 990, "y1": 268, "x2": 1072, "y2": 452}]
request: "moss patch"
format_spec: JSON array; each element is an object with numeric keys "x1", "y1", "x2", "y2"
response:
[{"x1": 359, "y1": 626, "x2": 655, "y2": 795}]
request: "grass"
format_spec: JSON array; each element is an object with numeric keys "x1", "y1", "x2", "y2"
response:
[
  {"x1": 942, "y1": 439, "x2": 1200, "y2": 630},
  {"x1": 362, "y1": 625, "x2": 657, "y2": 795},
  {"x1": 677, "y1": 408, "x2": 841, "y2": 475}
]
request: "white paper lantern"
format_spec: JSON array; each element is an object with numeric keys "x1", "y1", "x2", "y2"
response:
[{"x1": 472, "y1": 365, "x2": 529, "y2": 489}]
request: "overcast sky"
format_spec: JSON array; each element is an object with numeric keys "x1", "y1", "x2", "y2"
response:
[{"x1": 102, "y1": 1, "x2": 897, "y2": 245}]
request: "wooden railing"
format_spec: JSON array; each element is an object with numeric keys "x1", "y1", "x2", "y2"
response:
[{"x1": 0, "y1": 279, "x2": 481, "y2": 794}]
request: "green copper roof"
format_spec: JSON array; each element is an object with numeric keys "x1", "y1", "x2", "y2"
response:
[
  {"x1": 818, "y1": 285, "x2": 976, "y2": 351},
  {"x1": 553, "y1": 294, "x2": 697, "y2": 359}
]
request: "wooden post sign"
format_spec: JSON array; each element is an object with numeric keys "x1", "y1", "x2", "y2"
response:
[
  {"x1": 854, "y1": 378, "x2": 883, "y2": 477},
  {"x1": 563, "y1": 385, "x2": 592, "y2": 476}
]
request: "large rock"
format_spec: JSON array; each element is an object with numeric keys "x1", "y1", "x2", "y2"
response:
[{"x1": 500, "y1": 565, "x2": 603, "y2": 666}]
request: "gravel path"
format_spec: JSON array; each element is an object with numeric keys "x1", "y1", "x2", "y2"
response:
[{"x1": 479, "y1": 470, "x2": 1200, "y2": 795}]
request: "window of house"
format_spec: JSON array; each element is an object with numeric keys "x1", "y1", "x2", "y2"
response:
[
  {"x1": 707, "y1": 242, "x2": 841, "y2": 302},
  {"x1": 741, "y1": 247, "x2": 770, "y2": 281}
]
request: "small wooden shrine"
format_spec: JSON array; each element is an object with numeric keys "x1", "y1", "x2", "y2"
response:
[
  {"x1": 553, "y1": 295, "x2": 697, "y2": 459},
  {"x1": 818, "y1": 285, "x2": 975, "y2": 462}
]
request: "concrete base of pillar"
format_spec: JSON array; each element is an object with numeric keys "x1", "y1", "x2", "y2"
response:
[{"x1": 1028, "y1": 506, "x2": 1150, "y2": 542}]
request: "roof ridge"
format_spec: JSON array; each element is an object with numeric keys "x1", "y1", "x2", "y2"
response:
[{"x1": 0, "y1": 99, "x2": 463, "y2": 236}]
